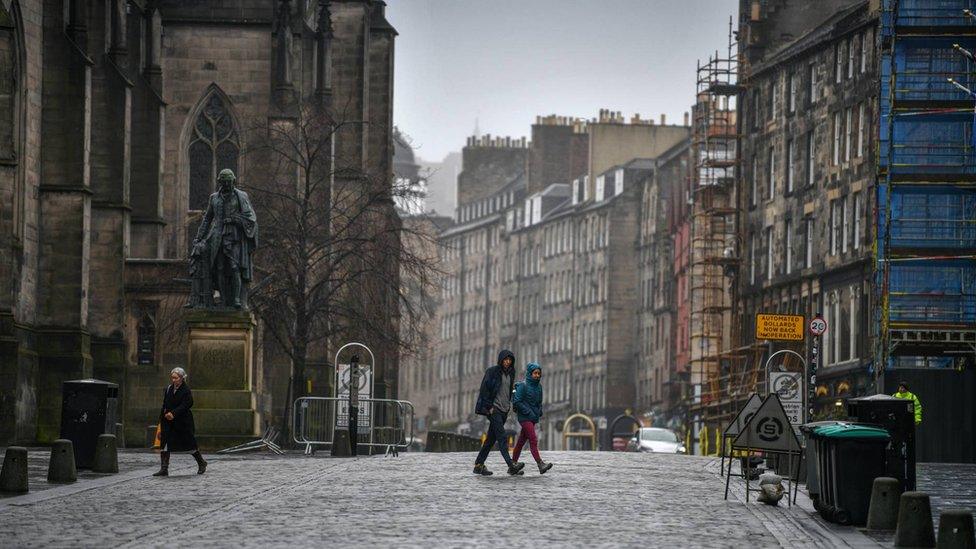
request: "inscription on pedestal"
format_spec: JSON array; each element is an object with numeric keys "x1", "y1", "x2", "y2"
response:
[{"x1": 189, "y1": 338, "x2": 247, "y2": 390}]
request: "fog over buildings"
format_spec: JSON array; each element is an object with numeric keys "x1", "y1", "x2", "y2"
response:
[{"x1": 388, "y1": 0, "x2": 739, "y2": 218}]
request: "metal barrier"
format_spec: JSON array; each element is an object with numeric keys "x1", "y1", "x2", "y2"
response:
[{"x1": 292, "y1": 397, "x2": 415, "y2": 456}]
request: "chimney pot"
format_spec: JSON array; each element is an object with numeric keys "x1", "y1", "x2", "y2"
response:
[
  {"x1": 660, "y1": 114, "x2": 666, "y2": 125},
  {"x1": 684, "y1": 112, "x2": 690, "y2": 125}
]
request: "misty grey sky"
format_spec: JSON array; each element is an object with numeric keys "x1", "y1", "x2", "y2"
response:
[{"x1": 387, "y1": 0, "x2": 739, "y2": 162}]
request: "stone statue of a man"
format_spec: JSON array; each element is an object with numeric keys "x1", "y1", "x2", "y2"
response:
[{"x1": 189, "y1": 169, "x2": 258, "y2": 309}]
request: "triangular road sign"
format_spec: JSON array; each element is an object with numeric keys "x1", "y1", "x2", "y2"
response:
[
  {"x1": 724, "y1": 393, "x2": 763, "y2": 437},
  {"x1": 731, "y1": 393, "x2": 801, "y2": 453}
]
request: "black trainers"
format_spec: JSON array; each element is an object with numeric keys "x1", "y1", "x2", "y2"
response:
[
  {"x1": 473, "y1": 464, "x2": 493, "y2": 476},
  {"x1": 537, "y1": 461, "x2": 553, "y2": 474},
  {"x1": 507, "y1": 462, "x2": 525, "y2": 475}
]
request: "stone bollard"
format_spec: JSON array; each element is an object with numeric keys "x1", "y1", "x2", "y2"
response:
[
  {"x1": 895, "y1": 492, "x2": 936, "y2": 548},
  {"x1": 93, "y1": 434, "x2": 119, "y2": 474},
  {"x1": 0, "y1": 446, "x2": 29, "y2": 493},
  {"x1": 47, "y1": 439, "x2": 77, "y2": 484},
  {"x1": 426, "y1": 432, "x2": 437, "y2": 452},
  {"x1": 937, "y1": 510, "x2": 975, "y2": 549},
  {"x1": 450, "y1": 434, "x2": 460, "y2": 452},
  {"x1": 332, "y1": 429, "x2": 351, "y2": 457},
  {"x1": 867, "y1": 477, "x2": 902, "y2": 531}
]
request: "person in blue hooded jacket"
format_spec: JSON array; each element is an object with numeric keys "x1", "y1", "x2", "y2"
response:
[
  {"x1": 511, "y1": 363, "x2": 553, "y2": 474},
  {"x1": 472, "y1": 349, "x2": 525, "y2": 476}
]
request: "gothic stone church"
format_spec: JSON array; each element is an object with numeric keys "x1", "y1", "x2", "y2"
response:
[{"x1": 0, "y1": 0, "x2": 398, "y2": 445}]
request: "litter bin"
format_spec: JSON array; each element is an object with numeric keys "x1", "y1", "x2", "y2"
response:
[
  {"x1": 847, "y1": 394, "x2": 916, "y2": 492},
  {"x1": 809, "y1": 423, "x2": 890, "y2": 525},
  {"x1": 60, "y1": 379, "x2": 119, "y2": 468},
  {"x1": 799, "y1": 420, "x2": 846, "y2": 509}
]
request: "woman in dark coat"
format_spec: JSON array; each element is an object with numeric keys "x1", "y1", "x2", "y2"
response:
[{"x1": 153, "y1": 367, "x2": 207, "y2": 476}]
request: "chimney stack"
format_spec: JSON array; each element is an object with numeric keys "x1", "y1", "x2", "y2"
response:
[
  {"x1": 684, "y1": 112, "x2": 690, "y2": 126},
  {"x1": 660, "y1": 114, "x2": 667, "y2": 125}
]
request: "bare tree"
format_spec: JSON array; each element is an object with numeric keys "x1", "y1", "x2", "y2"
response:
[{"x1": 242, "y1": 103, "x2": 440, "y2": 436}]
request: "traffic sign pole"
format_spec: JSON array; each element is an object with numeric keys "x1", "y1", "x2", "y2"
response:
[{"x1": 808, "y1": 314, "x2": 827, "y2": 422}]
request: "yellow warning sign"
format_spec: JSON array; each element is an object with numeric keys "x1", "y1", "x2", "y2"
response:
[{"x1": 755, "y1": 314, "x2": 805, "y2": 341}]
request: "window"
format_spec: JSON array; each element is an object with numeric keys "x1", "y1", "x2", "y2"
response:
[
  {"x1": 832, "y1": 112, "x2": 842, "y2": 165},
  {"x1": 786, "y1": 139, "x2": 795, "y2": 193},
  {"x1": 848, "y1": 37, "x2": 856, "y2": 80},
  {"x1": 785, "y1": 219, "x2": 793, "y2": 275},
  {"x1": 842, "y1": 197, "x2": 849, "y2": 254},
  {"x1": 805, "y1": 218, "x2": 814, "y2": 268},
  {"x1": 751, "y1": 155, "x2": 759, "y2": 206},
  {"x1": 844, "y1": 107, "x2": 852, "y2": 163},
  {"x1": 849, "y1": 287, "x2": 858, "y2": 360},
  {"x1": 853, "y1": 192, "x2": 862, "y2": 250},
  {"x1": 830, "y1": 200, "x2": 840, "y2": 255},
  {"x1": 188, "y1": 90, "x2": 240, "y2": 211},
  {"x1": 0, "y1": 10, "x2": 24, "y2": 239},
  {"x1": 753, "y1": 90, "x2": 761, "y2": 129},
  {"x1": 861, "y1": 29, "x2": 871, "y2": 73},
  {"x1": 770, "y1": 81, "x2": 779, "y2": 120},
  {"x1": 766, "y1": 227, "x2": 774, "y2": 281},
  {"x1": 750, "y1": 233, "x2": 757, "y2": 284},
  {"x1": 788, "y1": 72, "x2": 797, "y2": 113},
  {"x1": 768, "y1": 147, "x2": 776, "y2": 198},
  {"x1": 808, "y1": 62, "x2": 818, "y2": 104},
  {"x1": 806, "y1": 131, "x2": 816, "y2": 186},
  {"x1": 835, "y1": 42, "x2": 844, "y2": 83},
  {"x1": 857, "y1": 103, "x2": 866, "y2": 158},
  {"x1": 137, "y1": 314, "x2": 157, "y2": 365},
  {"x1": 833, "y1": 292, "x2": 842, "y2": 364}
]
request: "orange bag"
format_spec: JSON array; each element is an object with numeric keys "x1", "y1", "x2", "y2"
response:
[{"x1": 153, "y1": 423, "x2": 162, "y2": 449}]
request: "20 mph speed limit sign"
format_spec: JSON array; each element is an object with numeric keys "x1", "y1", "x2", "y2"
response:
[{"x1": 809, "y1": 316, "x2": 827, "y2": 336}]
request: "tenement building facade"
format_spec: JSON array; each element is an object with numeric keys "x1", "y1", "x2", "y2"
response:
[
  {"x1": 737, "y1": 1, "x2": 878, "y2": 415},
  {"x1": 0, "y1": 0, "x2": 398, "y2": 445},
  {"x1": 434, "y1": 113, "x2": 688, "y2": 449}
]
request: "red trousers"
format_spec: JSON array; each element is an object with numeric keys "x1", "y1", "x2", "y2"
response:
[{"x1": 512, "y1": 420, "x2": 541, "y2": 462}]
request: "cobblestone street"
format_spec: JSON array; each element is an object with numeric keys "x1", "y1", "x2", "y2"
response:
[{"x1": 0, "y1": 450, "x2": 887, "y2": 548}]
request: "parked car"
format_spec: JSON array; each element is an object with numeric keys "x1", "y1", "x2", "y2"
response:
[{"x1": 627, "y1": 428, "x2": 686, "y2": 454}]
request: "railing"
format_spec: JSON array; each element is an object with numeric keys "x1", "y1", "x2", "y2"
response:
[
  {"x1": 889, "y1": 262, "x2": 976, "y2": 323},
  {"x1": 292, "y1": 396, "x2": 415, "y2": 455},
  {"x1": 889, "y1": 143, "x2": 976, "y2": 174},
  {"x1": 890, "y1": 218, "x2": 976, "y2": 248},
  {"x1": 893, "y1": 0, "x2": 976, "y2": 27}
]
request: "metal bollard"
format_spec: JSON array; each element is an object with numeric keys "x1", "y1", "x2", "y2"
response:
[
  {"x1": 48, "y1": 439, "x2": 77, "y2": 484},
  {"x1": 0, "y1": 446, "x2": 29, "y2": 493},
  {"x1": 867, "y1": 477, "x2": 902, "y2": 531},
  {"x1": 895, "y1": 492, "x2": 936, "y2": 548},
  {"x1": 93, "y1": 434, "x2": 119, "y2": 474},
  {"x1": 937, "y1": 510, "x2": 975, "y2": 549},
  {"x1": 331, "y1": 429, "x2": 351, "y2": 457},
  {"x1": 426, "y1": 432, "x2": 438, "y2": 452}
]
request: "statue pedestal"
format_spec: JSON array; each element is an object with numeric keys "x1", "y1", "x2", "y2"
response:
[{"x1": 185, "y1": 309, "x2": 260, "y2": 450}]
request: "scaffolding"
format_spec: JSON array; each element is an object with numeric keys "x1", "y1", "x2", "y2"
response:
[
  {"x1": 687, "y1": 19, "x2": 757, "y2": 442},
  {"x1": 878, "y1": 0, "x2": 976, "y2": 369}
]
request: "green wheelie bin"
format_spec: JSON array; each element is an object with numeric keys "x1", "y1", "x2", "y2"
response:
[{"x1": 809, "y1": 423, "x2": 890, "y2": 525}]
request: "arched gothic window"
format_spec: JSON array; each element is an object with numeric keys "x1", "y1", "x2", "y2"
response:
[
  {"x1": 0, "y1": 1, "x2": 24, "y2": 240},
  {"x1": 187, "y1": 91, "x2": 239, "y2": 211},
  {"x1": 136, "y1": 313, "x2": 156, "y2": 365}
]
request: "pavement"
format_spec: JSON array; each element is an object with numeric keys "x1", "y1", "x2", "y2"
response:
[
  {"x1": 0, "y1": 448, "x2": 875, "y2": 548},
  {"x1": 0, "y1": 448, "x2": 966, "y2": 548}
]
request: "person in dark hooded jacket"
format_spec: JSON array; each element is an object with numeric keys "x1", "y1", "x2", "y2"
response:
[
  {"x1": 511, "y1": 363, "x2": 552, "y2": 474},
  {"x1": 472, "y1": 349, "x2": 525, "y2": 476}
]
